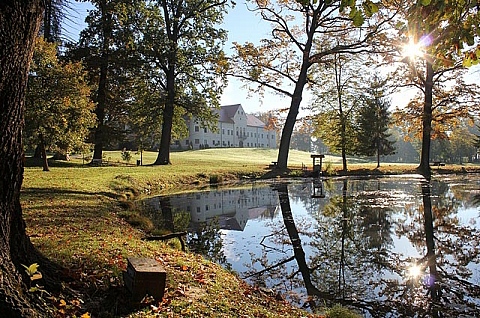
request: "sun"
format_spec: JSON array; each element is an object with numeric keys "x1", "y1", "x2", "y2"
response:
[
  {"x1": 406, "y1": 263, "x2": 423, "y2": 279},
  {"x1": 402, "y1": 39, "x2": 424, "y2": 59}
]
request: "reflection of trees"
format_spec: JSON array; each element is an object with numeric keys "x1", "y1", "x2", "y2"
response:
[
  {"x1": 246, "y1": 177, "x2": 480, "y2": 316},
  {"x1": 187, "y1": 218, "x2": 231, "y2": 270},
  {"x1": 275, "y1": 184, "x2": 328, "y2": 304},
  {"x1": 139, "y1": 196, "x2": 190, "y2": 233},
  {"x1": 141, "y1": 177, "x2": 480, "y2": 316},
  {"x1": 246, "y1": 180, "x2": 396, "y2": 315},
  {"x1": 394, "y1": 179, "x2": 480, "y2": 317},
  {"x1": 308, "y1": 179, "x2": 396, "y2": 315}
]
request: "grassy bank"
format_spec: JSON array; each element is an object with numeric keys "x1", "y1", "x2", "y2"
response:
[{"x1": 21, "y1": 148, "x2": 478, "y2": 317}]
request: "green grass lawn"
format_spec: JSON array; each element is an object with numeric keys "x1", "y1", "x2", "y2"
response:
[
  {"x1": 21, "y1": 148, "x2": 339, "y2": 317},
  {"x1": 22, "y1": 148, "x2": 476, "y2": 317}
]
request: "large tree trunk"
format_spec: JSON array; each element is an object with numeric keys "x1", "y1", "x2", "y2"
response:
[
  {"x1": 39, "y1": 134, "x2": 50, "y2": 172},
  {"x1": 417, "y1": 61, "x2": 434, "y2": 178},
  {"x1": 154, "y1": 102, "x2": 174, "y2": 165},
  {"x1": 154, "y1": 68, "x2": 175, "y2": 165},
  {"x1": 276, "y1": 63, "x2": 310, "y2": 170},
  {"x1": 276, "y1": 16, "x2": 316, "y2": 171},
  {"x1": 0, "y1": 1, "x2": 45, "y2": 316}
]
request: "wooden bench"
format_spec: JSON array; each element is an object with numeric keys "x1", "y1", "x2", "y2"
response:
[
  {"x1": 432, "y1": 161, "x2": 445, "y2": 169},
  {"x1": 123, "y1": 257, "x2": 166, "y2": 301},
  {"x1": 91, "y1": 158, "x2": 108, "y2": 166},
  {"x1": 268, "y1": 161, "x2": 278, "y2": 169}
]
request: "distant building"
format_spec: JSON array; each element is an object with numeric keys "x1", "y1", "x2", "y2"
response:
[
  {"x1": 145, "y1": 185, "x2": 279, "y2": 231},
  {"x1": 174, "y1": 104, "x2": 277, "y2": 149}
]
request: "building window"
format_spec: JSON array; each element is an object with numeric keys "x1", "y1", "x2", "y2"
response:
[
  {"x1": 205, "y1": 205, "x2": 209, "y2": 211},
  {"x1": 204, "y1": 140, "x2": 207, "y2": 145},
  {"x1": 195, "y1": 139, "x2": 200, "y2": 144},
  {"x1": 196, "y1": 207, "x2": 201, "y2": 213},
  {"x1": 195, "y1": 126, "x2": 199, "y2": 132},
  {"x1": 186, "y1": 140, "x2": 189, "y2": 145},
  {"x1": 204, "y1": 128, "x2": 207, "y2": 133},
  {"x1": 262, "y1": 134, "x2": 264, "y2": 138},
  {"x1": 222, "y1": 129, "x2": 225, "y2": 134}
]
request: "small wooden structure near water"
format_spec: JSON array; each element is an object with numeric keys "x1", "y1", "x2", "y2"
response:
[{"x1": 123, "y1": 257, "x2": 166, "y2": 301}]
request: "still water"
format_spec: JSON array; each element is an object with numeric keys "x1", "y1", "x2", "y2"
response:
[{"x1": 141, "y1": 175, "x2": 480, "y2": 317}]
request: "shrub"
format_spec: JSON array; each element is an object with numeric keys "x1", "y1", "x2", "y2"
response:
[{"x1": 121, "y1": 150, "x2": 132, "y2": 163}]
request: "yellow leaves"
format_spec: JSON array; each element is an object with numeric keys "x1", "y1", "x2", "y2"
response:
[
  {"x1": 22, "y1": 263, "x2": 43, "y2": 281},
  {"x1": 54, "y1": 297, "x2": 89, "y2": 317},
  {"x1": 462, "y1": 45, "x2": 480, "y2": 67}
]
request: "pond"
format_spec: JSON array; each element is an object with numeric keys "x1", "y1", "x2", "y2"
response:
[{"x1": 140, "y1": 175, "x2": 480, "y2": 317}]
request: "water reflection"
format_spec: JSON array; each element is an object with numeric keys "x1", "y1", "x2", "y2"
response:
[{"x1": 141, "y1": 176, "x2": 480, "y2": 317}]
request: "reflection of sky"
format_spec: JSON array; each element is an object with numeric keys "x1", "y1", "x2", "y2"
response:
[
  {"x1": 160, "y1": 175, "x2": 480, "y2": 314},
  {"x1": 218, "y1": 176, "x2": 480, "y2": 313},
  {"x1": 458, "y1": 207, "x2": 479, "y2": 229}
]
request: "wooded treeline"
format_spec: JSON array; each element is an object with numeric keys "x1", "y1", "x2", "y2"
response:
[{"x1": 24, "y1": 0, "x2": 480, "y2": 174}]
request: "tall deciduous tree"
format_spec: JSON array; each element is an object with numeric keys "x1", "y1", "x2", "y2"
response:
[
  {"x1": 394, "y1": 0, "x2": 480, "y2": 177},
  {"x1": 0, "y1": 1, "x2": 47, "y2": 316},
  {"x1": 229, "y1": 0, "x2": 391, "y2": 171},
  {"x1": 25, "y1": 37, "x2": 96, "y2": 171},
  {"x1": 77, "y1": 0, "x2": 133, "y2": 162},
  {"x1": 133, "y1": 0, "x2": 229, "y2": 165},
  {"x1": 355, "y1": 77, "x2": 395, "y2": 168},
  {"x1": 311, "y1": 52, "x2": 363, "y2": 172}
]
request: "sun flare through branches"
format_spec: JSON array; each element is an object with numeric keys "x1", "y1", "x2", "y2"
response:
[{"x1": 402, "y1": 38, "x2": 424, "y2": 59}]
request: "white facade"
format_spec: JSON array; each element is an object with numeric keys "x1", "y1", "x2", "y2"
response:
[
  {"x1": 175, "y1": 104, "x2": 277, "y2": 149},
  {"x1": 146, "y1": 185, "x2": 279, "y2": 231}
]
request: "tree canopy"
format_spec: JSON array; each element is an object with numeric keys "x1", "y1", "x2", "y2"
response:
[
  {"x1": 389, "y1": 0, "x2": 480, "y2": 177},
  {"x1": 229, "y1": 0, "x2": 392, "y2": 170},
  {"x1": 25, "y1": 37, "x2": 96, "y2": 171}
]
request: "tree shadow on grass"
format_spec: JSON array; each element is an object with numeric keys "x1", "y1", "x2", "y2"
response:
[
  {"x1": 21, "y1": 187, "x2": 150, "y2": 316},
  {"x1": 21, "y1": 187, "x2": 119, "y2": 199}
]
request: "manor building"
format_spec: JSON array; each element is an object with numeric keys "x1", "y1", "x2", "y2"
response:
[{"x1": 175, "y1": 104, "x2": 277, "y2": 149}]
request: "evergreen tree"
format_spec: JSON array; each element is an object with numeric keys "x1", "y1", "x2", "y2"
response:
[{"x1": 355, "y1": 79, "x2": 395, "y2": 168}]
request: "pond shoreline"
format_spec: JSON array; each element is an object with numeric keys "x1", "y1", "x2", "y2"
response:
[{"x1": 21, "y1": 159, "x2": 480, "y2": 317}]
